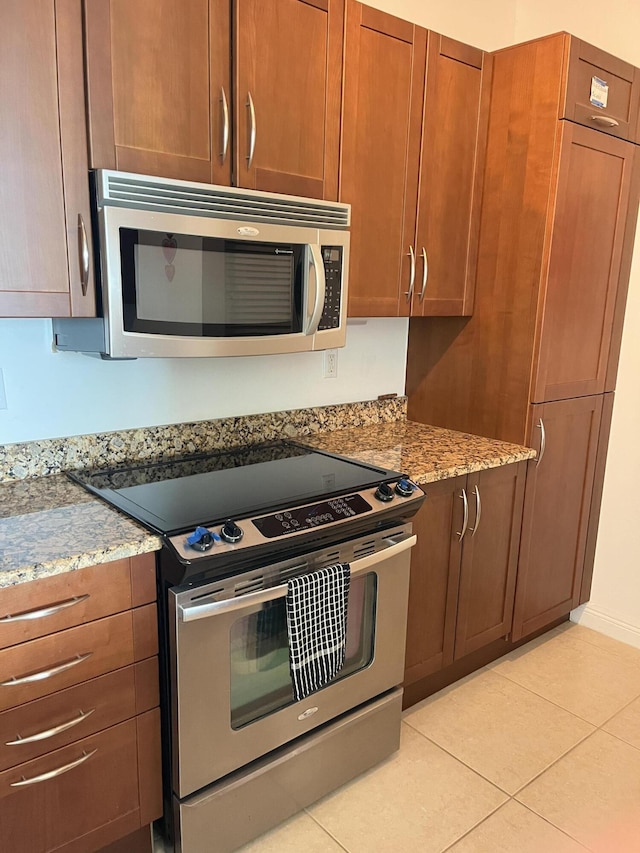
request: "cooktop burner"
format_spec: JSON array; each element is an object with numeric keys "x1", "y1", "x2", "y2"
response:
[{"x1": 69, "y1": 440, "x2": 405, "y2": 536}]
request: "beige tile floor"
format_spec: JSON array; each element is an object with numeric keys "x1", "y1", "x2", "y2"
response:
[{"x1": 237, "y1": 623, "x2": 640, "y2": 852}]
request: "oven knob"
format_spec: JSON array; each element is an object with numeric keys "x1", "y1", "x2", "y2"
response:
[
  {"x1": 374, "y1": 482, "x2": 394, "y2": 502},
  {"x1": 395, "y1": 478, "x2": 415, "y2": 497},
  {"x1": 186, "y1": 527, "x2": 216, "y2": 552},
  {"x1": 220, "y1": 520, "x2": 244, "y2": 544}
]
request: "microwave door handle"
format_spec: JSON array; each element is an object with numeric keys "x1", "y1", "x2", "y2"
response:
[
  {"x1": 305, "y1": 244, "x2": 326, "y2": 335},
  {"x1": 178, "y1": 533, "x2": 416, "y2": 622}
]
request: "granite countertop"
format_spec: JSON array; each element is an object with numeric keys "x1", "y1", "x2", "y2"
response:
[
  {"x1": 303, "y1": 420, "x2": 536, "y2": 484},
  {"x1": 0, "y1": 420, "x2": 534, "y2": 589},
  {"x1": 0, "y1": 475, "x2": 161, "y2": 588}
]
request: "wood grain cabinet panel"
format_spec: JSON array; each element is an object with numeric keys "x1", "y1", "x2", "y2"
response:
[
  {"x1": 234, "y1": 0, "x2": 343, "y2": 199},
  {"x1": 404, "y1": 476, "x2": 464, "y2": 684},
  {"x1": 562, "y1": 38, "x2": 640, "y2": 142},
  {"x1": 404, "y1": 463, "x2": 525, "y2": 696},
  {"x1": 412, "y1": 36, "x2": 489, "y2": 317},
  {"x1": 84, "y1": 0, "x2": 231, "y2": 185},
  {"x1": 341, "y1": 1, "x2": 425, "y2": 317},
  {"x1": 0, "y1": 719, "x2": 142, "y2": 853},
  {"x1": 0, "y1": 554, "x2": 161, "y2": 851},
  {"x1": 342, "y1": 3, "x2": 488, "y2": 319},
  {"x1": 532, "y1": 124, "x2": 634, "y2": 403},
  {"x1": 0, "y1": 0, "x2": 95, "y2": 318},
  {"x1": 512, "y1": 396, "x2": 603, "y2": 642}
]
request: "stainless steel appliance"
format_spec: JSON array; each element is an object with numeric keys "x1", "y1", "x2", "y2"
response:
[
  {"x1": 53, "y1": 171, "x2": 349, "y2": 359},
  {"x1": 70, "y1": 442, "x2": 424, "y2": 852}
]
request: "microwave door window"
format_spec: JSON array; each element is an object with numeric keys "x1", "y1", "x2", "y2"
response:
[{"x1": 119, "y1": 229, "x2": 305, "y2": 337}]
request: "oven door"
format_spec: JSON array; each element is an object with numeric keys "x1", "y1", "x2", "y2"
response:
[{"x1": 169, "y1": 526, "x2": 415, "y2": 798}]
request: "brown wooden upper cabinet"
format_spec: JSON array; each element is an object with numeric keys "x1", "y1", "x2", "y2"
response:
[
  {"x1": 0, "y1": 0, "x2": 96, "y2": 319},
  {"x1": 341, "y1": 1, "x2": 488, "y2": 318},
  {"x1": 562, "y1": 37, "x2": 640, "y2": 142},
  {"x1": 84, "y1": 0, "x2": 343, "y2": 199}
]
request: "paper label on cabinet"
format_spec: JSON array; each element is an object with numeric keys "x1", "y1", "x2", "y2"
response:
[{"x1": 590, "y1": 76, "x2": 609, "y2": 109}]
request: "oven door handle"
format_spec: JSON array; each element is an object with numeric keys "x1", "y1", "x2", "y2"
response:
[
  {"x1": 178, "y1": 533, "x2": 417, "y2": 622},
  {"x1": 305, "y1": 244, "x2": 326, "y2": 336}
]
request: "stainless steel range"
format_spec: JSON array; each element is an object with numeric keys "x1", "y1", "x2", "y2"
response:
[{"x1": 70, "y1": 441, "x2": 425, "y2": 852}]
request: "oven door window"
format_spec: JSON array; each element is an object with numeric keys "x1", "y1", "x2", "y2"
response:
[
  {"x1": 229, "y1": 573, "x2": 376, "y2": 729},
  {"x1": 119, "y1": 229, "x2": 305, "y2": 337}
]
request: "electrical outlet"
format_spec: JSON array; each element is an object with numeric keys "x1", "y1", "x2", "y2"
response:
[
  {"x1": 0, "y1": 369, "x2": 7, "y2": 410},
  {"x1": 323, "y1": 349, "x2": 338, "y2": 379}
]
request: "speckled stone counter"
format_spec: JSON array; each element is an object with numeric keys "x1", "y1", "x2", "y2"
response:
[
  {"x1": 0, "y1": 415, "x2": 534, "y2": 590},
  {"x1": 302, "y1": 421, "x2": 536, "y2": 484},
  {"x1": 0, "y1": 475, "x2": 161, "y2": 588}
]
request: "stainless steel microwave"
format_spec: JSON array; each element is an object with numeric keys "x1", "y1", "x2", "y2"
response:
[{"x1": 53, "y1": 171, "x2": 350, "y2": 359}]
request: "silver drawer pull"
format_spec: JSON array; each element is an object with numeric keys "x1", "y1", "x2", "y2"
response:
[
  {"x1": 469, "y1": 485, "x2": 482, "y2": 536},
  {"x1": 220, "y1": 86, "x2": 230, "y2": 163},
  {"x1": 0, "y1": 594, "x2": 90, "y2": 623},
  {"x1": 590, "y1": 114, "x2": 620, "y2": 128},
  {"x1": 404, "y1": 245, "x2": 416, "y2": 301},
  {"x1": 246, "y1": 91, "x2": 257, "y2": 168},
  {"x1": 6, "y1": 708, "x2": 95, "y2": 745},
  {"x1": 535, "y1": 418, "x2": 546, "y2": 467},
  {"x1": 1, "y1": 653, "x2": 92, "y2": 686},
  {"x1": 10, "y1": 748, "x2": 97, "y2": 787},
  {"x1": 456, "y1": 489, "x2": 469, "y2": 541}
]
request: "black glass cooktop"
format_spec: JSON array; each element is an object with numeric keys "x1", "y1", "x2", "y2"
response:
[{"x1": 69, "y1": 441, "x2": 402, "y2": 536}]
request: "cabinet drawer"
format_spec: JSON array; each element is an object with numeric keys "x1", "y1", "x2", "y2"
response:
[
  {"x1": 563, "y1": 38, "x2": 640, "y2": 141},
  {"x1": 0, "y1": 718, "x2": 140, "y2": 853},
  {"x1": 0, "y1": 658, "x2": 158, "y2": 772},
  {"x1": 0, "y1": 553, "x2": 156, "y2": 650},
  {"x1": 0, "y1": 605, "x2": 156, "y2": 712}
]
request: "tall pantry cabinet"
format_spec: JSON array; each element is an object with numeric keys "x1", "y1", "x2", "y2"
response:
[{"x1": 407, "y1": 33, "x2": 640, "y2": 641}]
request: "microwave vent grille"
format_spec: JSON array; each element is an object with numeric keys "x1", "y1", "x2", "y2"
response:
[{"x1": 100, "y1": 173, "x2": 350, "y2": 229}]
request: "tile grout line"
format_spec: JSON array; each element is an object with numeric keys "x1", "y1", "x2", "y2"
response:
[
  {"x1": 438, "y1": 800, "x2": 507, "y2": 852},
  {"x1": 303, "y1": 808, "x2": 350, "y2": 852},
  {"x1": 488, "y1": 667, "x2": 632, "y2": 727},
  {"x1": 513, "y1": 801, "x2": 596, "y2": 851}
]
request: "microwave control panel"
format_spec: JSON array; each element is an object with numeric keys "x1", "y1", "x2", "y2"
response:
[{"x1": 318, "y1": 246, "x2": 343, "y2": 330}]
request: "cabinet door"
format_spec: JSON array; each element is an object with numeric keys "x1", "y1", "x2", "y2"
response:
[
  {"x1": 341, "y1": 1, "x2": 426, "y2": 317},
  {"x1": 563, "y1": 38, "x2": 640, "y2": 142},
  {"x1": 454, "y1": 463, "x2": 526, "y2": 658},
  {"x1": 84, "y1": 0, "x2": 231, "y2": 185},
  {"x1": 404, "y1": 476, "x2": 465, "y2": 685},
  {"x1": 234, "y1": 0, "x2": 343, "y2": 199},
  {"x1": 412, "y1": 36, "x2": 488, "y2": 317},
  {"x1": 0, "y1": 0, "x2": 95, "y2": 318},
  {"x1": 512, "y1": 396, "x2": 603, "y2": 641},
  {"x1": 532, "y1": 124, "x2": 634, "y2": 402}
]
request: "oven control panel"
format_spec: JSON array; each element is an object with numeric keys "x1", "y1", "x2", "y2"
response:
[
  {"x1": 253, "y1": 493, "x2": 371, "y2": 538},
  {"x1": 170, "y1": 479, "x2": 425, "y2": 563}
]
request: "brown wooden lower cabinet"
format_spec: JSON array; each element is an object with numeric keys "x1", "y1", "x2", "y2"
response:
[
  {"x1": 404, "y1": 462, "x2": 526, "y2": 696},
  {"x1": 0, "y1": 554, "x2": 162, "y2": 852},
  {"x1": 512, "y1": 395, "x2": 604, "y2": 641}
]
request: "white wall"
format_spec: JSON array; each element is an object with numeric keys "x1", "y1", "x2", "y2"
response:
[
  {"x1": 0, "y1": 318, "x2": 408, "y2": 443},
  {"x1": 511, "y1": 2, "x2": 640, "y2": 647}
]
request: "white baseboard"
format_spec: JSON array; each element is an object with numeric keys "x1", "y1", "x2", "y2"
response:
[{"x1": 571, "y1": 604, "x2": 640, "y2": 650}]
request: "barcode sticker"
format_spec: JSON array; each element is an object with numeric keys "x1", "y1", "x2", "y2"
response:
[{"x1": 590, "y1": 76, "x2": 609, "y2": 109}]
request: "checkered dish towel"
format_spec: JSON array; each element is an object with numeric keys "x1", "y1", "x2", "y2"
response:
[{"x1": 286, "y1": 563, "x2": 351, "y2": 701}]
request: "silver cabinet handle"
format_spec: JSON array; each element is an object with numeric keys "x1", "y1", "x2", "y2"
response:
[
  {"x1": 179, "y1": 534, "x2": 416, "y2": 622},
  {"x1": 0, "y1": 594, "x2": 89, "y2": 623},
  {"x1": 246, "y1": 91, "x2": 257, "y2": 168},
  {"x1": 590, "y1": 114, "x2": 620, "y2": 128},
  {"x1": 305, "y1": 244, "x2": 326, "y2": 335},
  {"x1": 456, "y1": 489, "x2": 469, "y2": 541},
  {"x1": 405, "y1": 245, "x2": 416, "y2": 301},
  {"x1": 535, "y1": 418, "x2": 546, "y2": 467},
  {"x1": 220, "y1": 87, "x2": 230, "y2": 163},
  {"x1": 419, "y1": 247, "x2": 428, "y2": 302},
  {"x1": 10, "y1": 748, "x2": 97, "y2": 787},
  {"x1": 6, "y1": 708, "x2": 95, "y2": 746},
  {"x1": 469, "y1": 485, "x2": 482, "y2": 536},
  {"x1": 0, "y1": 653, "x2": 92, "y2": 686},
  {"x1": 78, "y1": 215, "x2": 90, "y2": 296}
]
